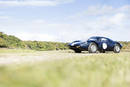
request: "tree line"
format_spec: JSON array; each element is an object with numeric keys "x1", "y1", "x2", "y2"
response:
[
  {"x1": 0, "y1": 32, "x2": 130, "y2": 51},
  {"x1": 0, "y1": 32, "x2": 68, "y2": 51}
]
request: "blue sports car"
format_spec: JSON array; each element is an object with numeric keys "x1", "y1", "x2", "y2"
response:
[{"x1": 68, "y1": 36, "x2": 122, "y2": 53}]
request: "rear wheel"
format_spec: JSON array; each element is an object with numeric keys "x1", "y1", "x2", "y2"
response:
[
  {"x1": 113, "y1": 44, "x2": 121, "y2": 53},
  {"x1": 88, "y1": 42, "x2": 98, "y2": 53}
]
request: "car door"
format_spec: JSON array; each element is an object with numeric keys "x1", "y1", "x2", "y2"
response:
[
  {"x1": 106, "y1": 38, "x2": 115, "y2": 51},
  {"x1": 99, "y1": 38, "x2": 111, "y2": 50}
]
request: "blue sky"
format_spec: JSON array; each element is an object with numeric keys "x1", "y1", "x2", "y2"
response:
[{"x1": 0, "y1": 0, "x2": 130, "y2": 42}]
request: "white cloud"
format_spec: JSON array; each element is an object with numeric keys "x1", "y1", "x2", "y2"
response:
[
  {"x1": 0, "y1": 0, "x2": 74, "y2": 7},
  {"x1": 15, "y1": 32, "x2": 57, "y2": 41},
  {"x1": 109, "y1": 13, "x2": 126, "y2": 25},
  {"x1": 0, "y1": 5, "x2": 130, "y2": 42},
  {"x1": 66, "y1": 5, "x2": 130, "y2": 41},
  {"x1": 0, "y1": 16, "x2": 10, "y2": 19}
]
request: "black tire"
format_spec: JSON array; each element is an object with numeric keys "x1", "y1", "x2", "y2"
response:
[
  {"x1": 74, "y1": 50, "x2": 81, "y2": 53},
  {"x1": 100, "y1": 49, "x2": 105, "y2": 53},
  {"x1": 113, "y1": 44, "x2": 121, "y2": 53},
  {"x1": 88, "y1": 42, "x2": 98, "y2": 53}
]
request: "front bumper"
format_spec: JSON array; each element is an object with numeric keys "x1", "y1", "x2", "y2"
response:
[{"x1": 69, "y1": 45, "x2": 81, "y2": 49}]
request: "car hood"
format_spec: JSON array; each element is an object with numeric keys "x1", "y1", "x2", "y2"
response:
[{"x1": 68, "y1": 40, "x2": 85, "y2": 46}]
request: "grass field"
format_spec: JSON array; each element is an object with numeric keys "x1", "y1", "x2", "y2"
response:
[{"x1": 0, "y1": 49, "x2": 130, "y2": 87}]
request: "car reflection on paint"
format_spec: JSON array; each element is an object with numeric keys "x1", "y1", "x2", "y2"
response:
[{"x1": 68, "y1": 36, "x2": 122, "y2": 53}]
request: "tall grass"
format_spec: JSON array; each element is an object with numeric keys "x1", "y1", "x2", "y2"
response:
[
  {"x1": 120, "y1": 41, "x2": 130, "y2": 52},
  {"x1": 0, "y1": 48, "x2": 36, "y2": 53},
  {"x1": 0, "y1": 52, "x2": 130, "y2": 87}
]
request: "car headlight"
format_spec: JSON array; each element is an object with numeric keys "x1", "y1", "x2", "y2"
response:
[{"x1": 76, "y1": 46, "x2": 80, "y2": 48}]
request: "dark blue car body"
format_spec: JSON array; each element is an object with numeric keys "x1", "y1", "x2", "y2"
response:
[{"x1": 68, "y1": 36, "x2": 122, "y2": 53}]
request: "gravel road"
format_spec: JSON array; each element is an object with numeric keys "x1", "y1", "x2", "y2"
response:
[{"x1": 0, "y1": 51, "x2": 95, "y2": 65}]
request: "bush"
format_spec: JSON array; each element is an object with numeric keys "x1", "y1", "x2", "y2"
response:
[
  {"x1": 0, "y1": 32, "x2": 69, "y2": 51},
  {"x1": 24, "y1": 41, "x2": 68, "y2": 51},
  {"x1": 0, "y1": 32, "x2": 26, "y2": 48},
  {"x1": 0, "y1": 38, "x2": 7, "y2": 47}
]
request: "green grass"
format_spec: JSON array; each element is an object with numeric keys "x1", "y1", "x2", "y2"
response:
[
  {"x1": 0, "y1": 52, "x2": 130, "y2": 87},
  {"x1": 0, "y1": 48, "x2": 36, "y2": 53}
]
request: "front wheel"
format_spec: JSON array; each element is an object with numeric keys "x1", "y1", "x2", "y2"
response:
[
  {"x1": 74, "y1": 50, "x2": 81, "y2": 53},
  {"x1": 88, "y1": 42, "x2": 98, "y2": 53},
  {"x1": 113, "y1": 44, "x2": 121, "y2": 53}
]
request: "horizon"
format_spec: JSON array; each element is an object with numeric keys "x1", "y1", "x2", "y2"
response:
[
  {"x1": 0, "y1": 0, "x2": 130, "y2": 42},
  {"x1": 1, "y1": 32, "x2": 130, "y2": 43}
]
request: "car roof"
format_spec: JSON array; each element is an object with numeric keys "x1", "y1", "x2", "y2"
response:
[
  {"x1": 89, "y1": 36, "x2": 114, "y2": 41},
  {"x1": 89, "y1": 36, "x2": 108, "y2": 39}
]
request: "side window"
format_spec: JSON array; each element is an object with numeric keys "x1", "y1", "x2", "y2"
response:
[
  {"x1": 100, "y1": 38, "x2": 107, "y2": 42},
  {"x1": 108, "y1": 39, "x2": 113, "y2": 43}
]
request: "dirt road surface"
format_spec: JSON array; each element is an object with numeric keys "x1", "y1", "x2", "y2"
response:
[{"x1": 0, "y1": 50, "x2": 96, "y2": 65}]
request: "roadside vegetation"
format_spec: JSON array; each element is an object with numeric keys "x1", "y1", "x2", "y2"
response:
[
  {"x1": 0, "y1": 32, "x2": 68, "y2": 51},
  {"x1": 0, "y1": 52, "x2": 130, "y2": 87},
  {"x1": 0, "y1": 32, "x2": 130, "y2": 51},
  {"x1": 120, "y1": 41, "x2": 130, "y2": 52},
  {"x1": 0, "y1": 48, "x2": 36, "y2": 53}
]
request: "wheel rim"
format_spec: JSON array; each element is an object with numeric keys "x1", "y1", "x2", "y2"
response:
[
  {"x1": 91, "y1": 45, "x2": 97, "y2": 52},
  {"x1": 102, "y1": 43, "x2": 107, "y2": 49},
  {"x1": 115, "y1": 46, "x2": 120, "y2": 52}
]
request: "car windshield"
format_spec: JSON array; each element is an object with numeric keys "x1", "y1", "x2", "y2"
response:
[
  {"x1": 73, "y1": 40, "x2": 81, "y2": 42},
  {"x1": 87, "y1": 37, "x2": 98, "y2": 41}
]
